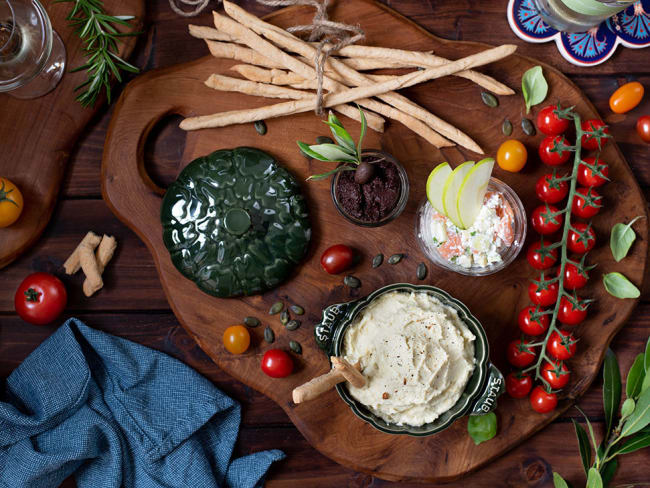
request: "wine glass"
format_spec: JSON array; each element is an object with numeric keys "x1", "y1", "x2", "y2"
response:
[{"x1": 0, "y1": 0, "x2": 66, "y2": 99}]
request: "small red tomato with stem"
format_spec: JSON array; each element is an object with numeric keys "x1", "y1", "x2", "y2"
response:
[
  {"x1": 536, "y1": 173, "x2": 569, "y2": 204},
  {"x1": 15, "y1": 272, "x2": 67, "y2": 325},
  {"x1": 261, "y1": 349, "x2": 294, "y2": 378},
  {"x1": 541, "y1": 360, "x2": 571, "y2": 389},
  {"x1": 531, "y1": 204, "x2": 563, "y2": 235},
  {"x1": 518, "y1": 305, "x2": 550, "y2": 336},
  {"x1": 529, "y1": 274, "x2": 559, "y2": 307},
  {"x1": 572, "y1": 187, "x2": 602, "y2": 219},
  {"x1": 578, "y1": 157, "x2": 609, "y2": 188},
  {"x1": 320, "y1": 244, "x2": 355, "y2": 274},
  {"x1": 581, "y1": 119, "x2": 610, "y2": 151},
  {"x1": 568, "y1": 222, "x2": 596, "y2": 254},
  {"x1": 536, "y1": 104, "x2": 570, "y2": 136},
  {"x1": 527, "y1": 240, "x2": 558, "y2": 270},
  {"x1": 539, "y1": 136, "x2": 571, "y2": 166},
  {"x1": 507, "y1": 339, "x2": 537, "y2": 368},
  {"x1": 562, "y1": 262, "x2": 589, "y2": 290},
  {"x1": 547, "y1": 330, "x2": 577, "y2": 360},
  {"x1": 637, "y1": 115, "x2": 650, "y2": 144},
  {"x1": 558, "y1": 296, "x2": 589, "y2": 326},
  {"x1": 530, "y1": 385, "x2": 558, "y2": 413},
  {"x1": 506, "y1": 372, "x2": 533, "y2": 399}
]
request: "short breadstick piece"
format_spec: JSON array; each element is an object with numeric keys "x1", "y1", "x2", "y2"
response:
[
  {"x1": 63, "y1": 232, "x2": 101, "y2": 275},
  {"x1": 94, "y1": 235, "x2": 117, "y2": 274},
  {"x1": 292, "y1": 357, "x2": 365, "y2": 404},
  {"x1": 80, "y1": 243, "x2": 103, "y2": 298},
  {"x1": 331, "y1": 357, "x2": 365, "y2": 388}
]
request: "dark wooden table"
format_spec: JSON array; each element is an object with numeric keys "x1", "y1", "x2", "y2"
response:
[{"x1": 1, "y1": 1, "x2": 649, "y2": 486}]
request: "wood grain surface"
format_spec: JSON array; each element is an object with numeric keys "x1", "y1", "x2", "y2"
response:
[
  {"x1": 1, "y1": 0, "x2": 650, "y2": 486},
  {"x1": 0, "y1": 0, "x2": 143, "y2": 269},
  {"x1": 100, "y1": 0, "x2": 648, "y2": 483}
]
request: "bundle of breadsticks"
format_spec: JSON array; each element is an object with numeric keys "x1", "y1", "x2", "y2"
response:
[
  {"x1": 181, "y1": 0, "x2": 517, "y2": 154},
  {"x1": 63, "y1": 232, "x2": 117, "y2": 297}
]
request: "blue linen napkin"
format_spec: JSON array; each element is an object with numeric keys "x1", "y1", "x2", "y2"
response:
[{"x1": 0, "y1": 318, "x2": 285, "y2": 488}]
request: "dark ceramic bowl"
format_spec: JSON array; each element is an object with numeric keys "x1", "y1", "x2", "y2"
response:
[{"x1": 314, "y1": 283, "x2": 504, "y2": 436}]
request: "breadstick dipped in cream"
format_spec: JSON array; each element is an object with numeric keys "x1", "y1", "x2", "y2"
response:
[{"x1": 292, "y1": 357, "x2": 365, "y2": 404}]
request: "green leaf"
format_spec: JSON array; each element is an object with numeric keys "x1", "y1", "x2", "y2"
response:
[
  {"x1": 521, "y1": 65, "x2": 548, "y2": 113},
  {"x1": 642, "y1": 371, "x2": 650, "y2": 394},
  {"x1": 644, "y1": 336, "x2": 650, "y2": 373},
  {"x1": 323, "y1": 121, "x2": 356, "y2": 154},
  {"x1": 297, "y1": 141, "x2": 330, "y2": 162},
  {"x1": 308, "y1": 143, "x2": 357, "y2": 162},
  {"x1": 356, "y1": 104, "x2": 366, "y2": 159},
  {"x1": 572, "y1": 419, "x2": 592, "y2": 475},
  {"x1": 306, "y1": 165, "x2": 355, "y2": 181},
  {"x1": 600, "y1": 458, "x2": 618, "y2": 488},
  {"x1": 576, "y1": 406, "x2": 599, "y2": 453},
  {"x1": 603, "y1": 349, "x2": 622, "y2": 439},
  {"x1": 612, "y1": 431, "x2": 650, "y2": 455},
  {"x1": 553, "y1": 472, "x2": 570, "y2": 488},
  {"x1": 621, "y1": 386, "x2": 650, "y2": 437},
  {"x1": 610, "y1": 216, "x2": 643, "y2": 262},
  {"x1": 327, "y1": 110, "x2": 344, "y2": 129},
  {"x1": 586, "y1": 467, "x2": 603, "y2": 488},
  {"x1": 603, "y1": 272, "x2": 640, "y2": 299},
  {"x1": 467, "y1": 412, "x2": 497, "y2": 445},
  {"x1": 621, "y1": 398, "x2": 636, "y2": 419},
  {"x1": 626, "y1": 354, "x2": 646, "y2": 399}
]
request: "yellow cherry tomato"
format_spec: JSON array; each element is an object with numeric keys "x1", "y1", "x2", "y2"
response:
[
  {"x1": 609, "y1": 81, "x2": 644, "y2": 114},
  {"x1": 223, "y1": 325, "x2": 250, "y2": 354},
  {"x1": 496, "y1": 139, "x2": 527, "y2": 172},
  {"x1": 0, "y1": 177, "x2": 24, "y2": 228}
]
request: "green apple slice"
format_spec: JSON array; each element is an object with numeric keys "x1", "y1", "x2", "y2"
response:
[
  {"x1": 457, "y1": 157, "x2": 495, "y2": 229},
  {"x1": 426, "y1": 162, "x2": 452, "y2": 214},
  {"x1": 442, "y1": 161, "x2": 474, "y2": 227}
]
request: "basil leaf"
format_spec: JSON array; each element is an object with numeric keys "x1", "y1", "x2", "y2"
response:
[
  {"x1": 603, "y1": 272, "x2": 640, "y2": 299},
  {"x1": 621, "y1": 398, "x2": 635, "y2": 419},
  {"x1": 603, "y1": 349, "x2": 622, "y2": 439},
  {"x1": 467, "y1": 412, "x2": 497, "y2": 445},
  {"x1": 553, "y1": 472, "x2": 570, "y2": 488},
  {"x1": 586, "y1": 467, "x2": 603, "y2": 488},
  {"x1": 610, "y1": 216, "x2": 643, "y2": 262},
  {"x1": 521, "y1": 65, "x2": 548, "y2": 113},
  {"x1": 621, "y1": 386, "x2": 650, "y2": 437},
  {"x1": 627, "y1": 354, "x2": 646, "y2": 399},
  {"x1": 308, "y1": 143, "x2": 357, "y2": 162},
  {"x1": 572, "y1": 419, "x2": 592, "y2": 475}
]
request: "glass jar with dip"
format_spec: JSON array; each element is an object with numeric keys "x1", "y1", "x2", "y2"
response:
[{"x1": 532, "y1": 0, "x2": 637, "y2": 32}]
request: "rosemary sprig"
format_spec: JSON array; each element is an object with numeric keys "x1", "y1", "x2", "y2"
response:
[{"x1": 56, "y1": 0, "x2": 140, "y2": 107}]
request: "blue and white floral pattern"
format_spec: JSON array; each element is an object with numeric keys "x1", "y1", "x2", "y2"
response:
[{"x1": 507, "y1": 0, "x2": 650, "y2": 66}]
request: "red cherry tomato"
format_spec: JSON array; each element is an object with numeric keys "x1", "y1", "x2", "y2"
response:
[
  {"x1": 261, "y1": 349, "x2": 294, "y2": 378},
  {"x1": 567, "y1": 222, "x2": 596, "y2": 254},
  {"x1": 541, "y1": 361, "x2": 571, "y2": 389},
  {"x1": 527, "y1": 240, "x2": 558, "y2": 270},
  {"x1": 536, "y1": 105, "x2": 570, "y2": 136},
  {"x1": 518, "y1": 305, "x2": 550, "y2": 336},
  {"x1": 572, "y1": 187, "x2": 602, "y2": 219},
  {"x1": 609, "y1": 81, "x2": 644, "y2": 114},
  {"x1": 506, "y1": 372, "x2": 533, "y2": 399},
  {"x1": 14, "y1": 272, "x2": 67, "y2": 325},
  {"x1": 581, "y1": 120, "x2": 610, "y2": 151},
  {"x1": 562, "y1": 262, "x2": 589, "y2": 290},
  {"x1": 507, "y1": 339, "x2": 537, "y2": 368},
  {"x1": 578, "y1": 157, "x2": 609, "y2": 188},
  {"x1": 558, "y1": 296, "x2": 588, "y2": 326},
  {"x1": 539, "y1": 136, "x2": 571, "y2": 166},
  {"x1": 637, "y1": 115, "x2": 650, "y2": 143},
  {"x1": 547, "y1": 330, "x2": 577, "y2": 360},
  {"x1": 530, "y1": 386, "x2": 558, "y2": 413},
  {"x1": 529, "y1": 275, "x2": 559, "y2": 307},
  {"x1": 531, "y1": 204, "x2": 563, "y2": 235},
  {"x1": 320, "y1": 244, "x2": 354, "y2": 274},
  {"x1": 536, "y1": 173, "x2": 568, "y2": 204}
]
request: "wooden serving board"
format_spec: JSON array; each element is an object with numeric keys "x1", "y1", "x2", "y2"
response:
[
  {"x1": 102, "y1": 0, "x2": 648, "y2": 482},
  {"x1": 0, "y1": 0, "x2": 143, "y2": 269}
]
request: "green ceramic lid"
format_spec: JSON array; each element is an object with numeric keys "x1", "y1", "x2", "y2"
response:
[{"x1": 161, "y1": 147, "x2": 311, "y2": 298}]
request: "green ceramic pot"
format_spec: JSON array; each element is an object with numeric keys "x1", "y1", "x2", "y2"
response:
[{"x1": 314, "y1": 283, "x2": 504, "y2": 436}]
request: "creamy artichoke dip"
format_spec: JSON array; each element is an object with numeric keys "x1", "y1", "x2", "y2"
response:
[{"x1": 342, "y1": 291, "x2": 476, "y2": 426}]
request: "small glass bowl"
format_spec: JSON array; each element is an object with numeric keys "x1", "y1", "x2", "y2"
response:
[
  {"x1": 415, "y1": 178, "x2": 527, "y2": 276},
  {"x1": 330, "y1": 149, "x2": 409, "y2": 227}
]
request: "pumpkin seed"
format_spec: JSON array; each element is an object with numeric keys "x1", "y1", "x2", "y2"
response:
[
  {"x1": 388, "y1": 253, "x2": 404, "y2": 265},
  {"x1": 280, "y1": 309, "x2": 290, "y2": 325},
  {"x1": 264, "y1": 326, "x2": 275, "y2": 343},
  {"x1": 269, "y1": 301, "x2": 283, "y2": 315},
  {"x1": 290, "y1": 305, "x2": 304, "y2": 315},
  {"x1": 286, "y1": 319, "x2": 301, "y2": 331},
  {"x1": 316, "y1": 135, "x2": 334, "y2": 145},
  {"x1": 521, "y1": 118, "x2": 536, "y2": 136},
  {"x1": 372, "y1": 253, "x2": 384, "y2": 268},
  {"x1": 289, "y1": 340, "x2": 302, "y2": 354},
  {"x1": 254, "y1": 120, "x2": 267, "y2": 135},
  {"x1": 481, "y1": 91, "x2": 498, "y2": 108},
  {"x1": 416, "y1": 262, "x2": 428, "y2": 280},
  {"x1": 244, "y1": 316, "x2": 260, "y2": 328},
  {"x1": 344, "y1": 275, "x2": 361, "y2": 288},
  {"x1": 502, "y1": 119, "x2": 513, "y2": 136}
]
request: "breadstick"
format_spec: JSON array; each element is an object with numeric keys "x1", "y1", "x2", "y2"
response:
[
  {"x1": 94, "y1": 235, "x2": 117, "y2": 274},
  {"x1": 232, "y1": 64, "x2": 393, "y2": 88},
  {"x1": 63, "y1": 231, "x2": 101, "y2": 275},
  {"x1": 292, "y1": 357, "x2": 365, "y2": 404},
  {"x1": 79, "y1": 243, "x2": 103, "y2": 298}
]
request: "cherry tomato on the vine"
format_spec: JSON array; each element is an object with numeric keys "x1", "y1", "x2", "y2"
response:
[
  {"x1": 261, "y1": 349, "x2": 294, "y2": 378},
  {"x1": 539, "y1": 136, "x2": 571, "y2": 166},
  {"x1": 568, "y1": 222, "x2": 596, "y2": 254},
  {"x1": 536, "y1": 105, "x2": 570, "y2": 136},
  {"x1": 541, "y1": 360, "x2": 571, "y2": 389},
  {"x1": 581, "y1": 119, "x2": 610, "y2": 151},
  {"x1": 609, "y1": 81, "x2": 644, "y2": 114},
  {"x1": 563, "y1": 262, "x2": 589, "y2": 290},
  {"x1": 637, "y1": 116, "x2": 650, "y2": 144},
  {"x1": 506, "y1": 372, "x2": 533, "y2": 399},
  {"x1": 558, "y1": 296, "x2": 589, "y2": 326},
  {"x1": 578, "y1": 157, "x2": 609, "y2": 188},
  {"x1": 527, "y1": 240, "x2": 558, "y2": 270},
  {"x1": 223, "y1": 325, "x2": 250, "y2": 354},
  {"x1": 518, "y1": 305, "x2": 550, "y2": 336},
  {"x1": 547, "y1": 330, "x2": 577, "y2": 360},
  {"x1": 15, "y1": 272, "x2": 67, "y2": 325},
  {"x1": 572, "y1": 187, "x2": 602, "y2": 219},
  {"x1": 529, "y1": 276, "x2": 559, "y2": 307},
  {"x1": 320, "y1": 244, "x2": 355, "y2": 274},
  {"x1": 496, "y1": 139, "x2": 528, "y2": 172},
  {"x1": 536, "y1": 173, "x2": 568, "y2": 204},
  {"x1": 530, "y1": 386, "x2": 558, "y2": 413},
  {"x1": 507, "y1": 339, "x2": 537, "y2": 368},
  {"x1": 531, "y1": 204, "x2": 563, "y2": 235}
]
